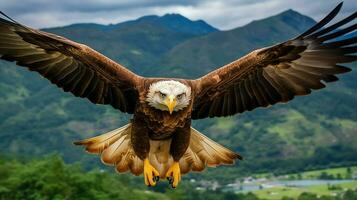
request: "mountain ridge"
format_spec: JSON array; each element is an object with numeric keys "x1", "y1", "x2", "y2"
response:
[{"x1": 48, "y1": 13, "x2": 218, "y2": 36}]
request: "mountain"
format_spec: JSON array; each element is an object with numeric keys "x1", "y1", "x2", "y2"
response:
[
  {"x1": 157, "y1": 9, "x2": 317, "y2": 78},
  {"x1": 116, "y1": 13, "x2": 218, "y2": 35},
  {"x1": 61, "y1": 13, "x2": 219, "y2": 35},
  {"x1": 42, "y1": 13, "x2": 217, "y2": 75},
  {"x1": 0, "y1": 9, "x2": 356, "y2": 182}
]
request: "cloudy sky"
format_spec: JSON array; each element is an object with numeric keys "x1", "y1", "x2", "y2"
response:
[{"x1": 1, "y1": 0, "x2": 355, "y2": 30}]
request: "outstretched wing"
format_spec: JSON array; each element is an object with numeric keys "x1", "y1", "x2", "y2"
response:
[
  {"x1": 191, "y1": 3, "x2": 356, "y2": 119},
  {"x1": 0, "y1": 13, "x2": 142, "y2": 113}
]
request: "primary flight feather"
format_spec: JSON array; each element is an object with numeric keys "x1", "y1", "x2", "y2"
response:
[{"x1": 0, "y1": 2, "x2": 355, "y2": 188}]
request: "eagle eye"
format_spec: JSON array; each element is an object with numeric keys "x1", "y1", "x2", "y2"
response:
[
  {"x1": 177, "y1": 93, "x2": 185, "y2": 100},
  {"x1": 159, "y1": 92, "x2": 166, "y2": 98}
]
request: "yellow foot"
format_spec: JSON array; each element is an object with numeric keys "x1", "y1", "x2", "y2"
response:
[
  {"x1": 143, "y1": 159, "x2": 160, "y2": 187},
  {"x1": 165, "y1": 161, "x2": 181, "y2": 188}
]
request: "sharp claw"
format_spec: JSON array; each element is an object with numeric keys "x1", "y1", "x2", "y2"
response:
[
  {"x1": 170, "y1": 181, "x2": 176, "y2": 188},
  {"x1": 152, "y1": 176, "x2": 159, "y2": 183}
]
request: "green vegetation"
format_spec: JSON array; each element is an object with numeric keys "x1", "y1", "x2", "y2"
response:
[
  {"x1": 0, "y1": 156, "x2": 356, "y2": 200},
  {"x1": 0, "y1": 155, "x2": 258, "y2": 200}
]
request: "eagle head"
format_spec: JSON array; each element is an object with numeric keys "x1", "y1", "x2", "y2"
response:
[{"x1": 146, "y1": 80, "x2": 191, "y2": 114}]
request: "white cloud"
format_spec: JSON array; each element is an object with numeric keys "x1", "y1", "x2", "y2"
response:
[{"x1": 1, "y1": 0, "x2": 355, "y2": 30}]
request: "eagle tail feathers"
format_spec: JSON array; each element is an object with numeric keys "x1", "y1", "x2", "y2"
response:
[
  {"x1": 74, "y1": 123, "x2": 144, "y2": 175},
  {"x1": 180, "y1": 127, "x2": 242, "y2": 173},
  {"x1": 74, "y1": 124, "x2": 241, "y2": 178}
]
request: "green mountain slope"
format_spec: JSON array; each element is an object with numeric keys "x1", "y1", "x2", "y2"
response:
[{"x1": 0, "y1": 10, "x2": 356, "y2": 180}]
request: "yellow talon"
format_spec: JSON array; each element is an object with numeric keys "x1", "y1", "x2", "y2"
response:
[
  {"x1": 143, "y1": 158, "x2": 160, "y2": 187},
  {"x1": 165, "y1": 161, "x2": 181, "y2": 188}
]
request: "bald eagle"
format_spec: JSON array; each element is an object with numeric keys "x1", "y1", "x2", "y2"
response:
[{"x1": 0, "y1": 3, "x2": 355, "y2": 188}]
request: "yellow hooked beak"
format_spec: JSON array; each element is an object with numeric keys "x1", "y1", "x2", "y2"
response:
[{"x1": 165, "y1": 95, "x2": 177, "y2": 114}]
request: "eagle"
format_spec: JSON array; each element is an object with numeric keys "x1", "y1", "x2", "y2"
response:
[{"x1": 0, "y1": 3, "x2": 355, "y2": 188}]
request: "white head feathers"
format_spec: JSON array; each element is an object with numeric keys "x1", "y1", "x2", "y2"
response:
[{"x1": 146, "y1": 80, "x2": 191, "y2": 113}]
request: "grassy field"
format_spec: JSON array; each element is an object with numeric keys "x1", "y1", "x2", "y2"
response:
[
  {"x1": 283, "y1": 166, "x2": 357, "y2": 180},
  {"x1": 292, "y1": 166, "x2": 357, "y2": 179},
  {"x1": 253, "y1": 166, "x2": 357, "y2": 180},
  {"x1": 243, "y1": 166, "x2": 357, "y2": 199},
  {"x1": 253, "y1": 181, "x2": 357, "y2": 200}
]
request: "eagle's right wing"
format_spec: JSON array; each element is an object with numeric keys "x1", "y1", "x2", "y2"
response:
[
  {"x1": 191, "y1": 3, "x2": 355, "y2": 119},
  {"x1": 0, "y1": 12, "x2": 142, "y2": 113}
]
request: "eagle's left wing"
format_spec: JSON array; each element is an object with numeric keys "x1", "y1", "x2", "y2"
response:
[
  {"x1": 0, "y1": 12, "x2": 143, "y2": 114},
  {"x1": 191, "y1": 3, "x2": 356, "y2": 119}
]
